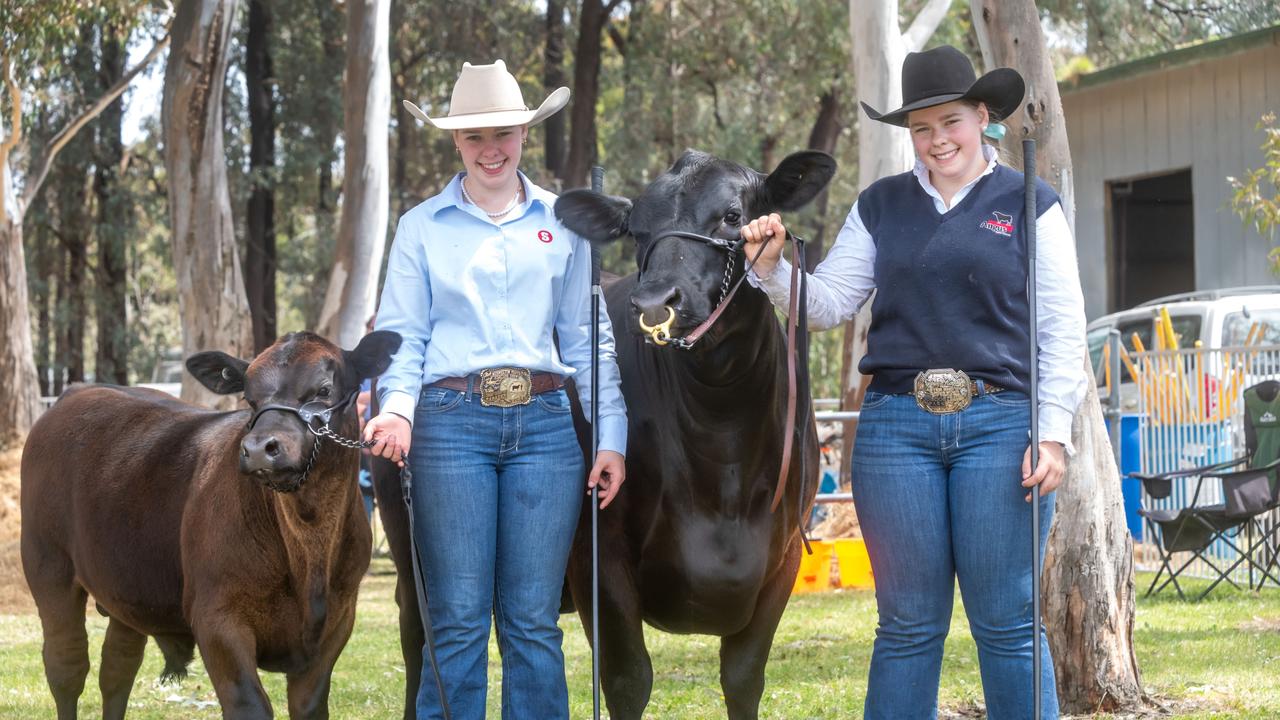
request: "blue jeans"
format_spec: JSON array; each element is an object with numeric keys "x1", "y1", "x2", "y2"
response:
[
  {"x1": 409, "y1": 384, "x2": 585, "y2": 720},
  {"x1": 851, "y1": 390, "x2": 1058, "y2": 720}
]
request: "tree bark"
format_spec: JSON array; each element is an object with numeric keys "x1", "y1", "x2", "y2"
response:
[
  {"x1": 162, "y1": 0, "x2": 253, "y2": 408},
  {"x1": 316, "y1": 0, "x2": 390, "y2": 348},
  {"x1": 563, "y1": 0, "x2": 619, "y2": 189},
  {"x1": 543, "y1": 0, "x2": 567, "y2": 183},
  {"x1": 1, "y1": 63, "x2": 40, "y2": 436},
  {"x1": 55, "y1": 155, "x2": 89, "y2": 386},
  {"x1": 1043, "y1": 362, "x2": 1146, "y2": 712},
  {"x1": 94, "y1": 23, "x2": 130, "y2": 385},
  {"x1": 32, "y1": 217, "x2": 52, "y2": 396},
  {"x1": 0, "y1": 213, "x2": 39, "y2": 444},
  {"x1": 805, "y1": 88, "x2": 843, "y2": 269},
  {"x1": 245, "y1": 0, "x2": 277, "y2": 353},
  {"x1": 390, "y1": 0, "x2": 416, "y2": 218},
  {"x1": 58, "y1": 28, "x2": 96, "y2": 386},
  {"x1": 971, "y1": 0, "x2": 1075, "y2": 223},
  {"x1": 972, "y1": 0, "x2": 1144, "y2": 712}
]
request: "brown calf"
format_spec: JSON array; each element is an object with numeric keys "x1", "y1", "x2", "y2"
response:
[{"x1": 20, "y1": 330, "x2": 400, "y2": 719}]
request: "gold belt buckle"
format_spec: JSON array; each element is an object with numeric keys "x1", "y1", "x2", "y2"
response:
[
  {"x1": 913, "y1": 369, "x2": 972, "y2": 414},
  {"x1": 478, "y1": 367, "x2": 533, "y2": 407}
]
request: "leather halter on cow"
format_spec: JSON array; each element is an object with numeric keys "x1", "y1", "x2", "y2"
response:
[{"x1": 551, "y1": 148, "x2": 834, "y2": 720}]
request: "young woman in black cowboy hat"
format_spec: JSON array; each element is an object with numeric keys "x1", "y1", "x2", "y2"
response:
[{"x1": 741, "y1": 45, "x2": 1087, "y2": 719}]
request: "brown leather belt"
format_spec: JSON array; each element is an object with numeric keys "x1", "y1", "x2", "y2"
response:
[
  {"x1": 428, "y1": 368, "x2": 564, "y2": 408},
  {"x1": 909, "y1": 369, "x2": 1004, "y2": 414}
]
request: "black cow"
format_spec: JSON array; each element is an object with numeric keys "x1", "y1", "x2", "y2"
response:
[{"x1": 552, "y1": 149, "x2": 834, "y2": 719}]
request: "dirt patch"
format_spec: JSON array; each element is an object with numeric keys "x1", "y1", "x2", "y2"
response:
[
  {"x1": 940, "y1": 694, "x2": 1223, "y2": 719},
  {"x1": 1239, "y1": 615, "x2": 1280, "y2": 633},
  {"x1": 0, "y1": 442, "x2": 33, "y2": 614},
  {"x1": 811, "y1": 495, "x2": 861, "y2": 539}
]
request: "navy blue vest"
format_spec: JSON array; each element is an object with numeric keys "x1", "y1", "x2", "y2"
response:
[{"x1": 857, "y1": 164, "x2": 1060, "y2": 395}]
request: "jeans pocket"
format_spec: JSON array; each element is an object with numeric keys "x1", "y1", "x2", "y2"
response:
[
  {"x1": 533, "y1": 389, "x2": 572, "y2": 414},
  {"x1": 418, "y1": 387, "x2": 464, "y2": 413},
  {"x1": 860, "y1": 390, "x2": 893, "y2": 411},
  {"x1": 985, "y1": 390, "x2": 1031, "y2": 407}
]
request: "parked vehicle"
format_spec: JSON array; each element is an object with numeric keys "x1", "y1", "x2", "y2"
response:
[{"x1": 1087, "y1": 286, "x2": 1280, "y2": 412}]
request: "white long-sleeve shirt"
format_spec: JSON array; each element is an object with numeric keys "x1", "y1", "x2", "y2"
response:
[{"x1": 754, "y1": 146, "x2": 1088, "y2": 451}]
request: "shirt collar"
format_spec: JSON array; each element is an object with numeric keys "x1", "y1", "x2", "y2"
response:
[
  {"x1": 430, "y1": 171, "x2": 552, "y2": 220},
  {"x1": 913, "y1": 143, "x2": 998, "y2": 207}
]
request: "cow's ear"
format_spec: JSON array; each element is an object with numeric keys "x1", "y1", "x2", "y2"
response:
[
  {"x1": 186, "y1": 352, "x2": 250, "y2": 395},
  {"x1": 758, "y1": 151, "x2": 837, "y2": 212},
  {"x1": 554, "y1": 190, "x2": 633, "y2": 244},
  {"x1": 345, "y1": 330, "x2": 402, "y2": 382}
]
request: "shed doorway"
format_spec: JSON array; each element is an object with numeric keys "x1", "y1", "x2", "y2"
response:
[{"x1": 1108, "y1": 169, "x2": 1194, "y2": 311}]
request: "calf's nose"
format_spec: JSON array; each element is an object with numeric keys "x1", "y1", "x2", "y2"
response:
[
  {"x1": 240, "y1": 435, "x2": 282, "y2": 475},
  {"x1": 631, "y1": 286, "x2": 682, "y2": 327}
]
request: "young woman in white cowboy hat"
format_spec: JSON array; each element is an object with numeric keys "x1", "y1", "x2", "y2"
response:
[
  {"x1": 363, "y1": 59, "x2": 628, "y2": 720},
  {"x1": 740, "y1": 45, "x2": 1087, "y2": 719}
]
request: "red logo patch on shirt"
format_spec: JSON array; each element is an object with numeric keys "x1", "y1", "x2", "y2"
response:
[
  {"x1": 979, "y1": 211, "x2": 1014, "y2": 237},
  {"x1": 537, "y1": 230, "x2": 554, "y2": 243}
]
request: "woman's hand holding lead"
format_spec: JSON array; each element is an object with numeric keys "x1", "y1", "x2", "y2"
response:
[{"x1": 740, "y1": 213, "x2": 788, "y2": 279}]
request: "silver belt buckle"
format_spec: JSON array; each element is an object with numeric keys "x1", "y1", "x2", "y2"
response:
[
  {"x1": 478, "y1": 367, "x2": 532, "y2": 407},
  {"x1": 913, "y1": 369, "x2": 972, "y2": 414}
]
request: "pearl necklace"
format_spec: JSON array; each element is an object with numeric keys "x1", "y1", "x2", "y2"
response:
[{"x1": 461, "y1": 177, "x2": 522, "y2": 219}]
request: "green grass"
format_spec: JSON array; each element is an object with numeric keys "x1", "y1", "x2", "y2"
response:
[{"x1": 3, "y1": 564, "x2": 1279, "y2": 718}]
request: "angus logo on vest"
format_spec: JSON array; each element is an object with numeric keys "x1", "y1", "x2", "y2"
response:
[{"x1": 979, "y1": 210, "x2": 1014, "y2": 237}]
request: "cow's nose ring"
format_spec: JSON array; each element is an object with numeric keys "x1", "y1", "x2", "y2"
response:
[{"x1": 639, "y1": 306, "x2": 676, "y2": 346}]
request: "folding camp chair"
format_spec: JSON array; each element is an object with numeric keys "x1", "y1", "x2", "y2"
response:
[{"x1": 1130, "y1": 380, "x2": 1280, "y2": 601}]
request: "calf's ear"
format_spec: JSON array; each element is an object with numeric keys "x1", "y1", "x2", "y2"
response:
[
  {"x1": 346, "y1": 330, "x2": 402, "y2": 382},
  {"x1": 758, "y1": 151, "x2": 837, "y2": 212},
  {"x1": 555, "y1": 190, "x2": 633, "y2": 243},
  {"x1": 186, "y1": 352, "x2": 251, "y2": 394}
]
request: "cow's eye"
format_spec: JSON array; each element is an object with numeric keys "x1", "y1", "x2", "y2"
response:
[{"x1": 723, "y1": 210, "x2": 741, "y2": 225}]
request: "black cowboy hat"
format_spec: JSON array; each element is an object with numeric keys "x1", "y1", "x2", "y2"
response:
[{"x1": 860, "y1": 45, "x2": 1024, "y2": 128}]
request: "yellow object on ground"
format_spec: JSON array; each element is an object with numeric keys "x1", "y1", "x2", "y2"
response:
[
  {"x1": 834, "y1": 538, "x2": 875, "y2": 589},
  {"x1": 791, "y1": 540, "x2": 834, "y2": 594}
]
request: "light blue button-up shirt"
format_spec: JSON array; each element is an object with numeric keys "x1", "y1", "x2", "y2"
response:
[{"x1": 375, "y1": 172, "x2": 627, "y2": 456}]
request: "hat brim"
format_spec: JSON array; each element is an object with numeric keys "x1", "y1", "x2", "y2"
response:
[
  {"x1": 403, "y1": 86, "x2": 570, "y2": 130},
  {"x1": 861, "y1": 68, "x2": 1024, "y2": 128}
]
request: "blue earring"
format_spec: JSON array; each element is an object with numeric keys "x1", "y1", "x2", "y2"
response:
[{"x1": 983, "y1": 123, "x2": 1007, "y2": 141}]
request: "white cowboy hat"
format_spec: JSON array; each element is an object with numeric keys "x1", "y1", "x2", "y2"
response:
[{"x1": 403, "y1": 60, "x2": 570, "y2": 130}]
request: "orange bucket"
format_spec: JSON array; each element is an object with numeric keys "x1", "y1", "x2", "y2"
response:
[
  {"x1": 834, "y1": 538, "x2": 874, "y2": 589},
  {"x1": 792, "y1": 540, "x2": 834, "y2": 594}
]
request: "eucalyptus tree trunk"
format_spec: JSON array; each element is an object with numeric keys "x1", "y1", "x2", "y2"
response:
[
  {"x1": 971, "y1": 0, "x2": 1145, "y2": 711},
  {"x1": 245, "y1": 0, "x2": 277, "y2": 353},
  {"x1": 163, "y1": 0, "x2": 252, "y2": 408},
  {"x1": 0, "y1": 178, "x2": 39, "y2": 446},
  {"x1": 316, "y1": 0, "x2": 390, "y2": 348},
  {"x1": 805, "y1": 88, "x2": 842, "y2": 267},
  {"x1": 543, "y1": 0, "x2": 567, "y2": 183},
  {"x1": 563, "y1": 0, "x2": 621, "y2": 189},
  {"x1": 95, "y1": 23, "x2": 130, "y2": 385},
  {"x1": 0, "y1": 58, "x2": 41, "y2": 447}
]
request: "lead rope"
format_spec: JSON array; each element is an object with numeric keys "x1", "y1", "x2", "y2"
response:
[
  {"x1": 400, "y1": 465, "x2": 453, "y2": 720},
  {"x1": 796, "y1": 235, "x2": 813, "y2": 555}
]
